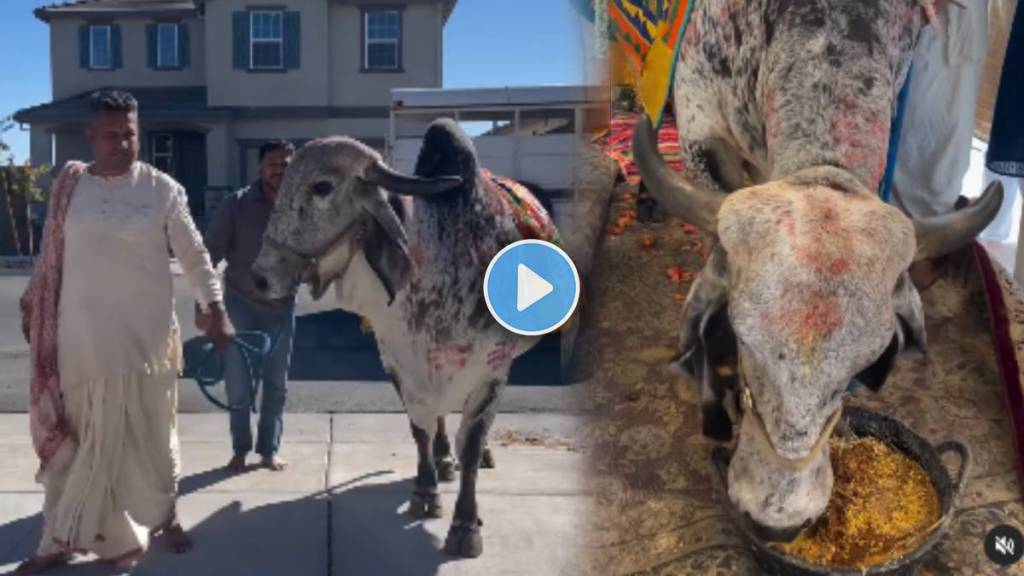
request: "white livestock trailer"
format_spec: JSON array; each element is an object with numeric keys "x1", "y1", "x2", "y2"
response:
[{"x1": 388, "y1": 85, "x2": 608, "y2": 194}]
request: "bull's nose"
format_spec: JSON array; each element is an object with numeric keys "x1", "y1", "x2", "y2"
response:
[
  {"x1": 252, "y1": 272, "x2": 270, "y2": 293},
  {"x1": 746, "y1": 513, "x2": 810, "y2": 543}
]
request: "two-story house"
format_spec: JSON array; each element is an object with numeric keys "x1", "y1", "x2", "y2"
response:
[{"x1": 14, "y1": 0, "x2": 454, "y2": 226}]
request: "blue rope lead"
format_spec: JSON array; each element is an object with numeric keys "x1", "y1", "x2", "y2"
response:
[
  {"x1": 193, "y1": 331, "x2": 272, "y2": 413},
  {"x1": 879, "y1": 64, "x2": 914, "y2": 204}
]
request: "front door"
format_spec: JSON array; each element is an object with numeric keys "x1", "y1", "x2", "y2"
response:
[{"x1": 150, "y1": 131, "x2": 208, "y2": 228}]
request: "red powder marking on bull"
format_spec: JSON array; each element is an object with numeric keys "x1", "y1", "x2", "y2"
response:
[
  {"x1": 410, "y1": 245, "x2": 427, "y2": 270},
  {"x1": 800, "y1": 294, "x2": 843, "y2": 342},
  {"x1": 832, "y1": 95, "x2": 890, "y2": 191},
  {"x1": 829, "y1": 258, "x2": 853, "y2": 276}
]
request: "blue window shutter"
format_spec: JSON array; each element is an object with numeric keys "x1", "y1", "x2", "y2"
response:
[
  {"x1": 79, "y1": 25, "x2": 89, "y2": 68},
  {"x1": 146, "y1": 24, "x2": 157, "y2": 68},
  {"x1": 284, "y1": 11, "x2": 300, "y2": 69},
  {"x1": 111, "y1": 24, "x2": 122, "y2": 68},
  {"x1": 179, "y1": 23, "x2": 190, "y2": 67},
  {"x1": 233, "y1": 11, "x2": 249, "y2": 69}
]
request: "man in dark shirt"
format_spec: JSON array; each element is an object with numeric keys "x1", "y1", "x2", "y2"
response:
[{"x1": 205, "y1": 140, "x2": 296, "y2": 472}]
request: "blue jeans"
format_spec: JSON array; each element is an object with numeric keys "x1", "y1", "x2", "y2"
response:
[{"x1": 223, "y1": 286, "x2": 296, "y2": 458}]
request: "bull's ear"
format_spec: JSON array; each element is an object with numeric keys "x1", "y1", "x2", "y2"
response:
[
  {"x1": 893, "y1": 271, "x2": 927, "y2": 355},
  {"x1": 854, "y1": 335, "x2": 898, "y2": 392},
  {"x1": 855, "y1": 273, "x2": 926, "y2": 392},
  {"x1": 673, "y1": 246, "x2": 734, "y2": 440},
  {"x1": 672, "y1": 247, "x2": 729, "y2": 376},
  {"x1": 363, "y1": 195, "x2": 412, "y2": 305}
]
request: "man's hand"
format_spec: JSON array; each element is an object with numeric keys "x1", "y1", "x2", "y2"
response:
[
  {"x1": 194, "y1": 302, "x2": 210, "y2": 332},
  {"x1": 203, "y1": 301, "x2": 235, "y2": 350}
]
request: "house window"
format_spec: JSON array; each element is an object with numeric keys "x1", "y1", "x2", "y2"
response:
[
  {"x1": 151, "y1": 134, "x2": 174, "y2": 174},
  {"x1": 157, "y1": 23, "x2": 179, "y2": 68},
  {"x1": 364, "y1": 11, "x2": 400, "y2": 70},
  {"x1": 90, "y1": 25, "x2": 112, "y2": 69},
  {"x1": 251, "y1": 11, "x2": 283, "y2": 69}
]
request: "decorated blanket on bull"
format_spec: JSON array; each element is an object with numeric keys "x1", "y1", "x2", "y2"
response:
[
  {"x1": 481, "y1": 169, "x2": 561, "y2": 246},
  {"x1": 574, "y1": 179, "x2": 1024, "y2": 574}
]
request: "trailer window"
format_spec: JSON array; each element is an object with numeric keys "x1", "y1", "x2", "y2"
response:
[
  {"x1": 458, "y1": 110, "x2": 515, "y2": 138},
  {"x1": 519, "y1": 109, "x2": 575, "y2": 136}
]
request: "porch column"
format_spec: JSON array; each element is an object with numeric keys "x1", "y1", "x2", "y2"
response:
[
  {"x1": 29, "y1": 125, "x2": 53, "y2": 165},
  {"x1": 204, "y1": 122, "x2": 234, "y2": 220}
]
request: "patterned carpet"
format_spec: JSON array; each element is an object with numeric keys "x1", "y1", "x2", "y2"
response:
[{"x1": 594, "y1": 110, "x2": 683, "y2": 186}]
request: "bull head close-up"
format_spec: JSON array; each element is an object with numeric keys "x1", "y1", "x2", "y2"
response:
[
  {"x1": 251, "y1": 138, "x2": 461, "y2": 304},
  {"x1": 633, "y1": 114, "x2": 1003, "y2": 541}
]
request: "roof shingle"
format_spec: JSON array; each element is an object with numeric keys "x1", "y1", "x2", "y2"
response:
[{"x1": 35, "y1": 0, "x2": 198, "y2": 22}]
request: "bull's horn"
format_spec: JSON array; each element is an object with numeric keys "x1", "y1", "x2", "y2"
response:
[
  {"x1": 632, "y1": 114, "x2": 725, "y2": 234},
  {"x1": 365, "y1": 161, "x2": 462, "y2": 196},
  {"x1": 912, "y1": 181, "x2": 1004, "y2": 261}
]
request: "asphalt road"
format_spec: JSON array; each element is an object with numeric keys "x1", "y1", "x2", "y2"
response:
[{"x1": 0, "y1": 271, "x2": 586, "y2": 413}]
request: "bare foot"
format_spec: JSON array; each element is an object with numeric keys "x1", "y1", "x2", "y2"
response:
[
  {"x1": 15, "y1": 552, "x2": 72, "y2": 575},
  {"x1": 260, "y1": 455, "x2": 287, "y2": 471},
  {"x1": 164, "y1": 523, "x2": 193, "y2": 554},
  {"x1": 226, "y1": 454, "x2": 246, "y2": 473}
]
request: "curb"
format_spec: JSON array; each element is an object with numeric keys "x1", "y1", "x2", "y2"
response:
[{"x1": 0, "y1": 257, "x2": 34, "y2": 276}]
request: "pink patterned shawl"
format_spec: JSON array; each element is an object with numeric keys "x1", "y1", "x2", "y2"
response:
[{"x1": 19, "y1": 161, "x2": 86, "y2": 477}]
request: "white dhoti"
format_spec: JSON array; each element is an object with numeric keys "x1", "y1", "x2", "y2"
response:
[
  {"x1": 35, "y1": 161, "x2": 221, "y2": 559},
  {"x1": 38, "y1": 369, "x2": 180, "y2": 559},
  {"x1": 891, "y1": 2, "x2": 988, "y2": 218}
]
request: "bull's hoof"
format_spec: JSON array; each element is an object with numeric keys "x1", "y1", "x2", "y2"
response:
[
  {"x1": 437, "y1": 456, "x2": 457, "y2": 482},
  {"x1": 408, "y1": 491, "x2": 443, "y2": 519},
  {"x1": 443, "y1": 519, "x2": 483, "y2": 558},
  {"x1": 480, "y1": 448, "x2": 496, "y2": 469}
]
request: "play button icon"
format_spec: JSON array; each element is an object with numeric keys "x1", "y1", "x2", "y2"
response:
[
  {"x1": 484, "y1": 240, "x2": 580, "y2": 336},
  {"x1": 517, "y1": 264, "x2": 553, "y2": 311}
]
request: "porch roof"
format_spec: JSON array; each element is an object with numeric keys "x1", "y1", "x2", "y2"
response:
[
  {"x1": 13, "y1": 87, "x2": 231, "y2": 125},
  {"x1": 14, "y1": 87, "x2": 393, "y2": 127}
]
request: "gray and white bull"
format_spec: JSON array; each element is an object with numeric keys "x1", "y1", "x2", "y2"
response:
[
  {"x1": 251, "y1": 120, "x2": 549, "y2": 557},
  {"x1": 633, "y1": 0, "x2": 1002, "y2": 541}
]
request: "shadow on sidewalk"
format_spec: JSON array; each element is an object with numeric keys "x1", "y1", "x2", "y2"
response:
[
  {"x1": 1, "y1": 471, "x2": 462, "y2": 575},
  {"x1": 144, "y1": 471, "x2": 454, "y2": 576},
  {"x1": 329, "y1": 476, "x2": 459, "y2": 576},
  {"x1": 0, "y1": 512, "x2": 42, "y2": 571}
]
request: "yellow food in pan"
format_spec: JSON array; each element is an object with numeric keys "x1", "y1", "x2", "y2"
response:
[{"x1": 773, "y1": 438, "x2": 940, "y2": 568}]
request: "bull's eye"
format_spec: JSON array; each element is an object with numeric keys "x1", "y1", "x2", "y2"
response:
[{"x1": 312, "y1": 181, "x2": 334, "y2": 198}]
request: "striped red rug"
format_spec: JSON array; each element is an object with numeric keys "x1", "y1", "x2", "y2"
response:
[{"x1": 595, "y1": 110, "x2": 683, "y2": 185}]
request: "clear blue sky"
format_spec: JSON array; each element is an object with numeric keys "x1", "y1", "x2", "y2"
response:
[{"x1": 0, "y1": 0, "x2": 586, "y2": 164}]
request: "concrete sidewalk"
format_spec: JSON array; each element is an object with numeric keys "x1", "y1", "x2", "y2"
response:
[{"x1": 0, "y1": 413, "x2": 591, "y2": 576}]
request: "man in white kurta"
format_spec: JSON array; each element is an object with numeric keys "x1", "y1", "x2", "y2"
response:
[{"x1": 20, "y1": 90, "x2": 231, "y2": 573}]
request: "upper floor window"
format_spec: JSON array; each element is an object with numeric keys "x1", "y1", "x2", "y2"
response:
[
  {"x1": 232, "y1": 10, "x2": 299, "y2": 72},
  {"x1": 251, "y1": 11, "x2": 284, "y2": 69},
  {"x1": 90, "y1": 25, "x2": 112, "y2": 69},
  {"x1": 157, "y1": 23, "x2": 179, "y2": 68},
  {"x1": 364, "y1": 10, "x2": 400, "y2": 71},
  {"x1": 148, "y1": 21, "x2": 189, "y2": 70},
  {"x1": 79, "y1": 23, "x2": 121, "y2": 70}
]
